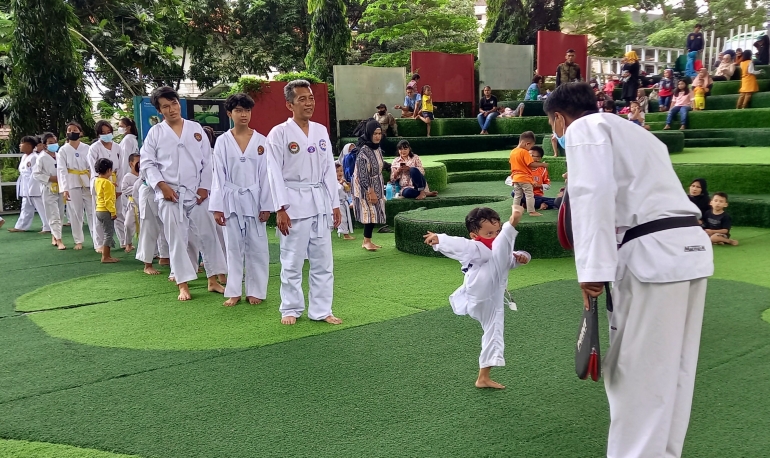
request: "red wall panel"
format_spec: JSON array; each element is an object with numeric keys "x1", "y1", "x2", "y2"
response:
[
  {"x1": 411, "y1": 51, "x2": 476, "y2": 110},
  {"x1": 536, "y1": 32, "x2": 589, "y2": 79},
  {"x1": 248, "y1": 82, "x2": 330, "y2": 135}
]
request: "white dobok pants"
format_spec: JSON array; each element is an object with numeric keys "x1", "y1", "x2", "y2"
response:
[
  {"x1": 41, "y1": 188, "x2": 62, "y2": 240},
  {"x1": 223, "y1": 215, "x2": 269, "y2": 299},
  {"x1": 605, "y1": 271, "x2": 708, "y2": 458},
  {"x1": 15, "y1": 196, "x2": 49, "y2": 231},
  {"x1": 136, "y1": 184, "x2": 169, "y2": 264},
  {"x1": 65, "y1": 187, "x2": 95, "y2": 245}
]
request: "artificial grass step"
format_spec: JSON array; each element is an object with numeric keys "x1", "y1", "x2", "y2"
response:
[
  {"x1": 684, "y1": 138, "x2": 736, "y2": 148},
  {"x1": 645, "y1": 107, "x2": 770, "y2": 130},
  {"x1": 339, "y1": 134, "x2": 548, "y2": 156}
]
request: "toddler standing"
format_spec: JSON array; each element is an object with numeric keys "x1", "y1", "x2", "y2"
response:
[
  {"x1": 94, "y1": 158, "x2": 119, "y2": 263},
  {"x1": 336, "y1": 163, "x2": 355, "y2": 240},
  {"x1": 121, "y1": 153, "x2": 141, "y2": 253},
  {"x1": 509, "y1": 131, "x2": 548, "y2": 216}
]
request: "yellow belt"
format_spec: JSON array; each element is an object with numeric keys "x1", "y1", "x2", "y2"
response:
[
  {"x1": 128, "y1": 196, "x2": 139, "y2": 237},
  {"x1": 67, "y1": 168, "x2": 90, "y2": 189},
  {"x1": 50, "y1": 182, "x2": 59, "y2": 194}
]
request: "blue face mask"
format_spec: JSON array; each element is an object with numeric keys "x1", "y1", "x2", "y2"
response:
[
  {"x1": 47, "y1": 143, "x2": 60, "y2": 153},
  {"x1": 100, "y1": 133, "x2": 114, "y2": 143},
  {"x1": 557, "y1": 133, "x2": 566, "y2": 149}
]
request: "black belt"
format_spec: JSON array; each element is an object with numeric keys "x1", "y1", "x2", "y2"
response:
[{"x1": 619, "y1": 216, "x2": 700, "y2": 249}]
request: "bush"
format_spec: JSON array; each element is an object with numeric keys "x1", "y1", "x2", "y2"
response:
[{"x1": 339, "y1": 134, "x2": 546, "y2": 156}]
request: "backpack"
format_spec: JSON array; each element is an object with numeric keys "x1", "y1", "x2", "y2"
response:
[{"x1": 343, "y1": 147, "x2": 358, "y2": 183}]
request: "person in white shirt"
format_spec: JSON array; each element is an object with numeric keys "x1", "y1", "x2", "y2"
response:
[
  {"x1": 140, "y1": 86, "x2": 227, "y2": 301},
  {"x1": 424, "y1": 205, "x2": 530, "y2": 389},
  {"x1": 9, "y1": 136, "x2": 49, "y2": 233},
  {"x1": 209, "y1": 93, "x2": 274, "y2": 306},
  {"x1": 121, "y1": 153, "x2": 141, "y2": 253},
  {"x1": 544, "y1": 82, "x2": 713, "y2": 458},
  {"x1": 265, "y1": 80, "x2": 342, "y2": 325},
  {"x1": 57, "y1": 121, "x2": 95, "y2": 249},
  {"x1": 32, "y1": 133, "x2": 66, "y2": 250},
  {"x1": 118, "y1": 117, "x2": 139, "y2": 169},
  {"x1": 88, "y1": 120, "x2": 125, "y2": 251}
]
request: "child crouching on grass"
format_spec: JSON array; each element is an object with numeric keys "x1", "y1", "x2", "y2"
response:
[
  {"x1": 94, "y1": 158, "x2": 119, "y2": 263},
  {"x1": 703, "y1": 192, "x2": 739, "y2": 245},
  {"x1": 423, "y1": 205, "x2": 531, "y2": 389}
]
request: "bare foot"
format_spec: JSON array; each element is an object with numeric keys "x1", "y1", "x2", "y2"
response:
[
  {"x1": 52, "y1": 236, "x2": 57, "y2": 246},
  {"x1": 342, "y1": 234, "x2": 356, "y2": 240},
  {"x1": 324, "y1": 315, "x2": 343, "y2": 325},
  {"x1": 217, "y1": 274, "x2": 227, "y2": 285},
  {"x1": 281, "y1": 316, "x2": 297, "y2": 325},
  {"x1": 168, "y1": 276, "x2": 176, "y2": 283},
  {"x1": 124, "y1": 244, "x2": 134, "y2": 253},
  {"x1": 7, "y1": 228, "x2": 25, "y2": 232},
  {"x1": 74, "y1": 243, "x2": 83, "y2": 250},
  {"x1": 178, "y1": 284, "x2": 192, "y2": 301},
  {"x1": 207, "y1": 278, "x2": 225, "y2": 294},
  {"x1": 539, "y1": 203, "x2": 549, "y2": 210},
  {"x1": 101, "y1": 257, "x2": 119, "y2": 263},
  {"x1": 362, "y1": 242, "x2": 378, "y2": 251},
  {"x1": 247, "y1": 296, "x2": 263, "y2": 305},
  {"x1": 679, "y1": 125, "x2": 686, "y2": 130},
  {"x1": 663, "y1": 125, "x2": 671, "y2": 130},
  {"x1": 373, "y1": 243, "x2": 382, "y2": 249},
  {"x1": 144, "y1": 265, "x2": 161, "y2": 275},
  {"x1": 56, "y1": 241, "x2": 66, "y2": 250},
  {"x1": 528, "y1": 212, "x2": 543, "y2": 217},
  {"x1": 223, "y1": 297, "x2": 240, "y2": 307},
  {"x1": 159, "y1": 258, "x2": 170, "y2": 266},
  {"x1": 416, "y1": 191, "x2": 426, "y2": 200},
  {"x1": 426, "y1": 191, "x2": 438, "y2": 197},
  {"x1": 39, "y1": 230, "x2": 50, "y2": 234},
  {"x1": 95, "y1": 247, "x2": 103, "y2": 254},
  {"x1": 727, "y1": 239, "x2": 739, "y2": 246},
  {"x1": 475, "y1": 378, "x2": 506, "y2": 389}
]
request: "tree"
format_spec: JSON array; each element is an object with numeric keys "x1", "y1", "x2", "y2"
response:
[
  {"x1": 484, "y1": 0, "x2": 565, "y2": 45},
  {"x1": 357, "y1": 0, "x2": 478, "y2": 67},
  {"x1": 8, "y1": 0, "x2": 93, "y2": 142},
  {"x1": 305, "y1": 0, "x2": 351, "y2": 81}
]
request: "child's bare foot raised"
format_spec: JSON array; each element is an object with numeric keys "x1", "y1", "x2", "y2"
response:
[
  {"x1": 247, "y1": 296, "x2": 263, "y2": 305},
  {"x1": 223, "y1": 297, "x2": 240, "y2": 307}
]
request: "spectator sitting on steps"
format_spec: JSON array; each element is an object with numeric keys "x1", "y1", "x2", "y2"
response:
[
  {"x1": 478, "y1": 86, "x2": 499, "y2": 135},
  {"x1": 395, "y1": 86, "x2": 421, "y2": 118},
  {"x1": 556, "y1": 49, "x2": 582, "y2": 87},
  {"x1": 374, "y1": 104, "x2": 398, "y2": 137},
  {"x1": 407, "y1": 73, "x2": 421, "y2": 91},
  {"x1": 390, "y1": 140, "x2": 438, "y2": 200}
]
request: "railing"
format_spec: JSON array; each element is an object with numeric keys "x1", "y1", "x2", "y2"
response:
[{"x1": 0, "y1": 153, "x2": 23, "y2": 214}]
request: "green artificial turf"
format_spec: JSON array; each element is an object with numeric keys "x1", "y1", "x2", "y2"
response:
[
  {"x1": 0, "y1": 439, "x2": 141, "y2": 457},
  {"x1": 669, "y1": 147, "x2": 770, "y2": 164}
]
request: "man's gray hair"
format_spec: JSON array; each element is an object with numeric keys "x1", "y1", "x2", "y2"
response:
[{"x1": 284, "y1": 79, "x2": 312, "y2": 103}]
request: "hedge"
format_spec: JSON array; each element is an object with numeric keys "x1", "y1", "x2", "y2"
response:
[
  {"x1": 339, "y1": 134, "x2": 546, "y2": 156},
  {"x1": 710, "y1": 79, "x2": 770, "y2": 96},
  {"x1": 394, "y1": 201, "x2": 571, "y2": 259},
  {"x1": 673, "y1": 164, "x2": 770, "y2": 195},
  {"x1": 645, "y1": 108, "x2": 770, "y2": 130},
  {"x1": 682, "y1": 128, "x2": 770, "y2": 147}
]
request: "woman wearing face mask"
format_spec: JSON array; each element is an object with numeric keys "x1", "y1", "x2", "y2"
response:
[
  {"x1": 32, "y1": 132, "x2": 66, "y2": 250},
  {"x1": 88, "y1": 120, "x2": 126, "y2": 252},
  {"x1": 118, "y1": 117, "x2": 139, "y2": 166},
  {"x1": 57, "y1": 121, "x2": 96, "y2": 250}
]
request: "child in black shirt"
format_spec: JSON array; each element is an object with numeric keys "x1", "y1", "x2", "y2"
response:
[{"x1": 703, "y1": 192, "x2": 738, "y2": 245}]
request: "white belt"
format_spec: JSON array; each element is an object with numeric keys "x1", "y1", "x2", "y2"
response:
[
  {"x1": 223, "y1": 182, "x2": 264, "y2": 237},
  {"x1": 285, "y1": 181, "x2": 332, "y2": 238}
]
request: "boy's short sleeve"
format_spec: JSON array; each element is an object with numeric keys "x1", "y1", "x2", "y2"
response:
[{"x1": 722, "y1": 213, "x2": 732, "y2": 230}]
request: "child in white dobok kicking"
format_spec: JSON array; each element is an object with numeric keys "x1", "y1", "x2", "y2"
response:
[
  {"x1": 210, "y1": 93, "x2": 274, "y2": 307},
  {"x1": 424, "y1": 205, "x2": 530, "y2": 389}
]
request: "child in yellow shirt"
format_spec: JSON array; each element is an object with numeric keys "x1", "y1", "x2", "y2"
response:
[
  {"x1": 94, "y1": 157, "x2": 119, "y2": 263},
  {"x1": 693, "y1": 84, "x2": 706, "y2": 111}
]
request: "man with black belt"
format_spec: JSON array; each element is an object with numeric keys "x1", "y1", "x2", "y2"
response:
[{"x1": 544, "y1": 82, "x2": 713, "y2": 458}]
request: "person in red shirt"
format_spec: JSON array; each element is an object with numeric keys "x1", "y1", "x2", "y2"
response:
[
  {"x1": 512, "y1": 146, "x2": 556, "y2": 210},
  {"x1": 509, "y1": 132, "x2": 549, "y2": 216}
]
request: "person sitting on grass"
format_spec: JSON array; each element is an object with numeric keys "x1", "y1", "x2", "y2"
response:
[
  {"x1": 627, "y1": 101, "x2": 650, "y2": 130},
  {"x1": 509, "y1": 131, "x2": 549, "y2": 217},
  {"x1": 688, "y1": 178, "x2": 710, "y2": 220},
  {"x1": 414, "y1": 85, "x2": 434, "y2": 137},
  {"x1": 390, "y1": 139, "x2": 438, "y2": 200},
  {"x1": 703, "y1": 192, "x2": 738, "y2": 246},
  {"x1": 93, "y1": 157, "x2": 119, "y2": 263},
  {"x1": 664, "y1": 80, "x2": 692, "y2": 130},
  {"x1": 511, "y1": 146, "x2": 555, "y2": 210},
  {"x1": 423, "y1": 205, "x2": 531, "y2": 390},
  {"x1": 478, "y1": 86, "x2": 499, "y2": 135},
  {"x1": 394, "y1": 86, "x2": 420, "y2": 118}
]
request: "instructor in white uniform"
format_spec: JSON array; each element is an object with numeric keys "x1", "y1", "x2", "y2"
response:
[
  {"x1": 265, "y1": 80, "x2": 342, "y2": 325},
  {"x1": 544, "y1": 82, "x2": 713, "y2": 458}
]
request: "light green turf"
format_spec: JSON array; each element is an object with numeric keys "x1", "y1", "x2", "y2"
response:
[
  {"x1": 763, "y1": 308, "x2": 770, "y2": 324},
  {"x1": 395, "y1": 146, "x2": 770, "y2": 165},
  {"x1": 0, "y1": 439, "x2": 142, "y2": 457}
]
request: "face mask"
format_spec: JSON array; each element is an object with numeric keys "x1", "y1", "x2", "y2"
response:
[
  {"x1": 554, "y1": 114, "x2": 567, "y2": 149},
  {"x1": 100, "y1": 133, "x2": 114, "y2": 143},
  {"x1": 47, "y1": 143, "x2": 60, "y2": 153},
  {"x1": 476, "y1": 236, "x2": 495, "y2": 250},
  {"x1": 66, "y1": 132, "x2": 80, "y2": 141},
  {"x1": 118, "y1": 127, "x2": 126, "y2": 135}
]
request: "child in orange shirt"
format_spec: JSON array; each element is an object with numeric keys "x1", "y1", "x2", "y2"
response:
[
  {"x1": 509, "y1": 131, "x2": 549, "y2": 216},
  {"x1": 513, "y1": 146, "x2": 555, "y2": 210}
]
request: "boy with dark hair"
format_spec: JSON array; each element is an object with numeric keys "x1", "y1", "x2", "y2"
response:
[
  {"x1": 603, "y1": 99, "x2": 617, "y2": 114},
  {"x1": 509, "y1": 131, "x2": 549, "y2": 216},
  {"x1": 141, "y1": 85, "x2": 227, "y2": 301},
  {"x1": 513, "y1": 145, "x2": 555, "y2": 210},
  {"x1": 209, "y1": 92, "x2": 274, "y2": 307},
  {"x1": 9, "y1": 136, "x2": 49, "y2": 234},
  {"x1": 424, "y1": 205, "x2": 530, "y2": 389},
  {"x1": 703, "y1": 192, "x2": 738, "y2": 245},
  {"x1": 122, "y1": 153, "x2": 141, "y2": 253},
  {"x1": 94, "y1": 157, "x2": 119, "y2": 263},
  {"x1": 32, "y1": 133, "x2": 66, "y2": 250},
  {"x1": 686, "y1": 24, "x2": 704, "y2": 54}
]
